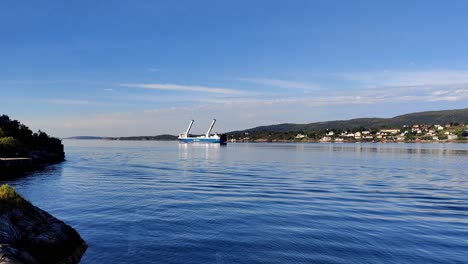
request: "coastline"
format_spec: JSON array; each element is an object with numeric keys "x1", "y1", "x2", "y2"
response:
[
  {"x1": 0, "y1": 155, "x2": 64, "y2": 178},
  {"x1": 232, "y1": 139, "x2": 468, "y2": 144},
  {"x1": 64, "y1": 138, "x2": 468, "y2": 144},
  {"x1": 228, "y1": 137, "x2": 468, "y2": 144}
]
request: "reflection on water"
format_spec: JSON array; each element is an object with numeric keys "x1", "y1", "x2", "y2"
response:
[
  {"x1": 2, "y1": 141, "x2": 467, "y2": 264},
  {"x1": 326, "y1": 143, "x2": 468, "y2": 156},
  {"x1": 178, "y1": 142, "x2": 224, "y2": 160}
]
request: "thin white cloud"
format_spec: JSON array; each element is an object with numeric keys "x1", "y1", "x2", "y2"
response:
[
  {"x1": 120, "y1": 83, "x2": 244, "y2": 95},
  {"x1": 425, "y1": 87, "x2": 468, "y2": 101},
  {"x1": 28, "y1": 82, "x2": 468, "y2": 137},
  {"x1": 238, "y1": 77, "x2": 320, "y2": 90},
  {"x1": 104, "y1": 88, "x2": 114, "y2": 92},
  {"x1": 21, "y1": 69, "x2": 468, "y2": 137},
  {"x1": 113, "y1": 79, "x2": 468, "y2": 107},
  {"x1": 338, "y1": 70, "x2": 468, "y2": 87},
  {"x1": 148, "y1": 68, "x2": 160, "y2": 72},
  {"x1": 196, "y1": 84, "x2": 468, "y2": 105}
]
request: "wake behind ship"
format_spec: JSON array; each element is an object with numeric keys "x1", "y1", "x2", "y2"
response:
[{"x1": 178, "y1": 119, "x2": 227, "y2": 144}]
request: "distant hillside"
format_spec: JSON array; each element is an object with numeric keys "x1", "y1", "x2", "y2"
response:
[
  {"x1": 106, "y1": 134, "x2": 178, "y2": 141},
  {"x1": 229, "y1": 108, "x2": 468, "y2": 133},
  {"x1": 64, "y1": 136, "x2": 104, "y2": 140},
  {"x1": 65, "y1": 135, "x2": 178, "y2": 141}
]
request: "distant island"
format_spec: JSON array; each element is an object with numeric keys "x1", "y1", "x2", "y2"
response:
[
  {"x1": 106, "y1": 134, "x2": 178, "y2": 141},
  {"x1": 65, "y1": 134, "x2": 178, "y2": 141},
  {"x1": 64, "y1": 136, "x2": 104, "y2": 140}
]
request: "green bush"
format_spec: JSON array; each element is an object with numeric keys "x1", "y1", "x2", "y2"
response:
[
  {"x1": 0, "y1": 184, "x2": 20, "y2": 200},
  {"x1": 0, "y1": 184, "x2": 26, "y2": 211},
  {"x1": 0, "y1": 136, "x2": 20, "y2": 147},
  {"x1": 0, "y1": 136, "x2": 22, "y2": 156},
  {"x1": 0, "y1": 115, "x2": 64, "y2": 159}
]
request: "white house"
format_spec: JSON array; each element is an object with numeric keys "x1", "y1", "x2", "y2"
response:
[
  {"x1": 295, "y1": 133, "x2": 306, "y2": 139},
  {"x1": 354, "y1": 132, "x2": 362, "y2": 139},
  {"x1": 380, "y1": 129, "x2": 400, "y2": 134}
]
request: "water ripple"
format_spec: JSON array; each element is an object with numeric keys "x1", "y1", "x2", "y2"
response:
[{"x1": 2, "y1": 141, "x2": 467, "y2": 264}]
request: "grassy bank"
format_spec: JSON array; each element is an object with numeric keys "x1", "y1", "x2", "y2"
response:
[{"x1": 0, "y1": 184, "x2": 24, "y2": 211}]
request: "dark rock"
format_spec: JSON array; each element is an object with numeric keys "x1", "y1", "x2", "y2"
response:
[{"x1": 0, "y1": 186, "x2": 87, "y2": 263}]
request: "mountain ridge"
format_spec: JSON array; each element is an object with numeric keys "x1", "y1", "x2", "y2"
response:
[{"x1": 228, "y1": 108, "x2": 468, "y2": 134}]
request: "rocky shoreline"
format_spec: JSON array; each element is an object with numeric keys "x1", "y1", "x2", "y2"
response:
[
  {"x1": 0, "y1": 158, "x2": 34, "y2": 175},
  {"x1": 0, "y1": 184, "x2": 87, "y2": 263},
  {"x1": 0, "y1": 115, "x2": 86, "y2": 263},
  {"x1": 0, "y1": 150, "x2": 65, "y2": 178}
]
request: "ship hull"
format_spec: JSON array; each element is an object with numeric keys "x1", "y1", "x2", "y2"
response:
[{"x1": 178, "y1": 134, "x2": 227, "y2": 144}]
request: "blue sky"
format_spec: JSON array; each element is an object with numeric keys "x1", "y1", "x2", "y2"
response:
[{"x1": 1, "y1": 1, "x2": 468, "y2": 136}]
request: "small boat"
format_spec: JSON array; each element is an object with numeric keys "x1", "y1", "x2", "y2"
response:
[{"x1": 178, "y1": 119, "x2": 227, "y2": 144}]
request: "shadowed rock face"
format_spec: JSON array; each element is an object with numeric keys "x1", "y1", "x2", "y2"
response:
[{"x1": 0, "y1": 186, "x2": 87, "y2": 263}]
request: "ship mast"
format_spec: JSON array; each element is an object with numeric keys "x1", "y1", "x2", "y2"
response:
[
  {"x1": 206, "y1": 119, "x2": 216, "y2": 137},
  {"x1": 185, "y1": 120, "x2": 194, "y2": 137}
]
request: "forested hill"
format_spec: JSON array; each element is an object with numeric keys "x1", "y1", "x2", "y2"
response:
[
  {"x1": 230, "y1": 108, "x2": 468, "y2": 133},
  {"x1": 0, "y1": 115, "x2": 64, "y2": 161}
]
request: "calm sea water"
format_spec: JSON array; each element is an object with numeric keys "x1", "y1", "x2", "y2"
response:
[{"x1": 3, "y1": 141, "x2": 467, "y2": 263}]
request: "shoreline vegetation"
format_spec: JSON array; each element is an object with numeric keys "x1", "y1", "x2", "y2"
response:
[
  {"x1": 227, "y1": 123, "x2": 468, "y2": 143},
  {"x1": 0, "y1": 115, "x2": 65, "y2": 176}
]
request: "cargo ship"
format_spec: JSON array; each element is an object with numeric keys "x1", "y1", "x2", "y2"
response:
[{"x1": 178, "y1": 119, "x2": 227, "y2": 144}]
